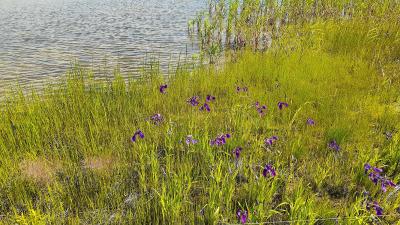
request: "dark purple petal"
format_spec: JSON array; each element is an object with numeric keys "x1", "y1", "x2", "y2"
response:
[
  {"x1": 187, "y1": 96, "x2": 200, "y2": 106},
  {"x1": 131, "y1": 129, "x2": 144, "y2": 142},
  {"x1": 206, "y1": 95, "x2": 216, "y2": 102},
  {"x1": 185, "y1": 135, "x2": 198, "y2": 145},
  {"x1": 373, "y1": 167, "x2": 383, "y2": 174},
  {"x1": 278, "y1": 101, "x2": 289, "y2": 110},
  {"x1": 265, "y1": 136, "x2": 278, "y2": 146},
  {"x1": 233, "y1": 147, "x2": 243, "y2": 159},
  {"x1": 364, "y1": 163, "x2": 371, "y2": 174},
  {"x1": 328, "y1": 140, "x2": 340, "y2": 151},
  {"x1": 307, "y1": 118, "x2": 315, "y2": 125},
  {"x1": 159, "y1": 84, "x2": 168, "y2": 94},
  {"x1": 381, "y1": 181, "x2": 387, "y2": 192},
  {"x1": 263, "y1": 164, "x2": 276, "y2": 177},
  {"x1": 386, "y1": 180, "x2": 396, "y2": 187},
  {"x1": 200, "y1": 103, "x2": 211, "y2": 112},
  {"x1": 236, "y1": 210, "x2": 247, "y2": 224},
  {"x1": 150, "y1": 113, "x2": 164, "y2": 125},
  {"x1": 373, "y1": 202, "x2": 383, "y2": 216}
]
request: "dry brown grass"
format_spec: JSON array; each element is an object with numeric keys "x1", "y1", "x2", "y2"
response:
[
  {"x1": 83, "y1": 155, "x2": 115, "y2": 172},
  {"x1": 19, "y1": 158, "x2": 61, "y2": 184}
]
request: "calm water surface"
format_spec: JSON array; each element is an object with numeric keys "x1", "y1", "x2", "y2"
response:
[{"x1": 0, "y1": 0, "x2": 204, "y2": 91}]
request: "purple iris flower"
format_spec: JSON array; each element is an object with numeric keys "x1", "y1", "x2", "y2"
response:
[
  {"x1": 185, "y1": 135, "x2": 198, "y2": 145},
  {"x1": 233, "y1": 147, "x2": 243, "y2": 159},
  {"x1": 236, "y1": 210, "x2": 248, "y2": 224},
  {"x1": 373, "y1": 202, "x2": 383, "y2": 216},
  {"x1": 328, "y1": 140, "x2": 340, "y2": 151},
  {"x1": 263, "y1": 164, "x2": 276, "y2": 177},
  {"x1": 381, "y1": 178, "x2": 396, "y2": 192},
  {"x1": 210, "y1": 133, "x2": 231, "y2": 147},
  {"x1": 364, "y1": 163, "x2": 371, "y2": 174},
  {"x1": 206, "y1": 95, "x2": 216, "y2": 102},
  {"x1": 131, "y1": 129, "x2": 144, "y2": 142},
  {"x1": 200, "y1": 103, "x2": 211, "y2": 112},
  {"x1": 255, "y1": 101, "x2": 267, "y2": 116},
  {"x1": 307, "y1": 118, "x2": 315, "y2": 126},
  {"x1": 187, "y1": 96, "x2": 200, "y2": 106},
  {"x1": 366, "y1": 201, "x2": 383, "y2": 216},
  {"x1": 150, "y1": 113, "x2": 163, "y2": 125},
  {"x1": 159, "y1": 84, "x2": 168, "y2": 94},
  {"x1": 364, "y1": 163, "x2": 396, "y2": 192},
  {"x1": 278, "y1": 101, "x2": 289, "y2": 110},
  {"x1": 265, "y1": 136, "x2": 278, "y2": 146},
  {"x1": 368, "y1": 172, "x2": 380, "y2": 185},
  {"x1": 373, "y1": 167, "x2": 383, "y2": 173}
]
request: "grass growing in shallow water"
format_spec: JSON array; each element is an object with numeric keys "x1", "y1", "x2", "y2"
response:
[{"x1": 1, "y1": 16, "x2": 400, "y2": 225}]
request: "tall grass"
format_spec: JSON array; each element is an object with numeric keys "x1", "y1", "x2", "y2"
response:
[
  {"x1": 1, "y1": 1, "x2": 400, "y2": 224},
  {"x1": 189, "y1": 0, "x2": 400, "y2": 64}
]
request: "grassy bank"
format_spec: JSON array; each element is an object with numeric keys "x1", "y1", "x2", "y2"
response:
[{"x1": 1, "y1": 4, "x2": 400, "y2": 225}]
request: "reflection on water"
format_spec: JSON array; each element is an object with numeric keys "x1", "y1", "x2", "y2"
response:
[{"x1": 0, "y1": 0, "x2": 204, "y2": 91}]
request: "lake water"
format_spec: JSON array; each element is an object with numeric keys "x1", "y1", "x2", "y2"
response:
[{"x1": 0, "y1": 0, "x2": 204, "y2": 92}]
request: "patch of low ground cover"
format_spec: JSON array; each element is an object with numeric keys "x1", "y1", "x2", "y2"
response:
[{"x1": 1, "y1": 10, "x2": 400, "y2": 225}]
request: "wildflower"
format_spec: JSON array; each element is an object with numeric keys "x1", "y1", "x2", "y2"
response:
[
  {"x1": 255, "y1": 101, "x2": 267, "y2": 116},
  {"x1": 368, "y1": 172, "x2": 380, "y2": 185},
  {"x1": 265, "y1": 136, "x2": 278, "y2": 146},
  {"x1": 263, "y1": 164, "x2": 276, "y2": 177},
  {"x1": 187, "y1": 96, "x2": 200, "y2": 106},
  {"x1": 364, "y1": 163, "x2": 396, "y2": 192},
  {"x1": 307, "y1": 118, "x2": 315, "y2": 126},
  {"x1": 372, "y1": 202, "x2": 383, "y2": 216},
  {"x1": 185, "y1": 135, "x2": 198, "y2": 145},
  {"x1": 150, "y1": 113, "x2": 163, "y2": 125},
  {"x1": 131, "y1": 130, "x2": 144, "y2": 142},
  {"x1": 159, "y1": 84, "x2": 168, "y2": 94},
  {"x1": 328, "y1": 140, "x2": 340, "y2": 151},
  {"x1": 210, "y1": 133, "x2": 231, "y2": 147},
  {"x1": 233, "y1": 147, "x2": 243, "y2": 159},
  {"x1": 278, "y1": 101, "x2": 289, "y2": 110},
  {"x1": 200, "y1": 103, "x2": 211, "y2": 112},
  {"x1": 364, "y1": 163, "x2": 371, "y2": 174},
  {"x1": 206, "y1": 95, "x2": 216, "y2": 102},
  {"x1": 236, "y1": 210, "x2": 248, "y2": 224}
]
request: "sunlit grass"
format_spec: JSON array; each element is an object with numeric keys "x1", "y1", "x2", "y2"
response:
[{"x1": 1, "y1": 4, "x2": 400, "y2": 225}]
